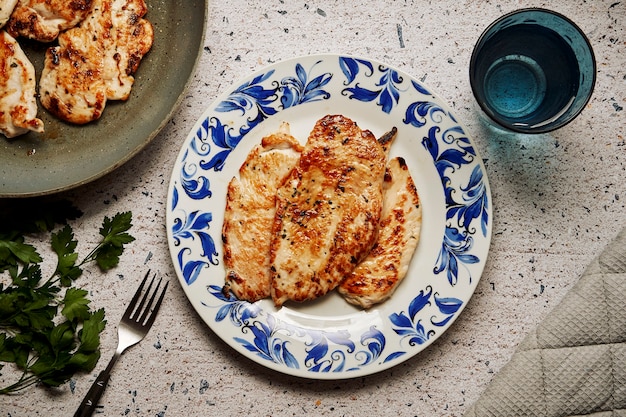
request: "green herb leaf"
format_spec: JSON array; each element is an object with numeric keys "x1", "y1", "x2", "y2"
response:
[
  {"x1": 100, "y1": 212, "x2": 134, "y2": 245},
  {"x1": 61, "y1": 288, "x2": 91, "y2": 322},
  {"x1": 92, "y1": 212, "x2": 135, "y2": 271},
  {"x1": 0, "y1": 237, "x2": 41, "y2": 270},
  {"x1": 51, "y1": 225, "x2": 82, "y2": 286},
  {"x1": 67, "y1": 350, "x2": 101, "y2": 374},
  {"x1": 78, "y1": 308, "x2": 106, "y2": 353},
  {"x1": 48, "y1": 321, "x2": 76, "y2": 355}
]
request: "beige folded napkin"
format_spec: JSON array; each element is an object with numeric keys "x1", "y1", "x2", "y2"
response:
[{"x1": 464, "y1": 227, "x2": 626, "y2": 417}]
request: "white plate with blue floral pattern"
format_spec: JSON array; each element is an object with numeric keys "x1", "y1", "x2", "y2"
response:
[{"x1": 166, "y1": 54, "x2": 492, "y2": 379}]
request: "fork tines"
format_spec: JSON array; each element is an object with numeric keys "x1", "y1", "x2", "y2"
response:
[{"x1": 126, "y1": 270, "x2": 169, "y2": 326}]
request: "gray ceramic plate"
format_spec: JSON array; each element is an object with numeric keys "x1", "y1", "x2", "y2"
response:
[{"x1": 0, "y1": 0, "x2": 207, "y2": 197}]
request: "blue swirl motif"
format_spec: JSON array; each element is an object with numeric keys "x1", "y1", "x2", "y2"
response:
[
  {"x1": 304, "y1": 329, "x2": 355, "y2": 372},
  {"x1": 236, "y1": 314, "x2": 301, "y2": 369},
  {"x1": 305, "y1": 326, "x2": 386, "y2": 372},
  {"x1": 209, "y1": 285, "x2": 262, "y2": 327},
  {"x1": 387, "y1": 287, "x2": 463, "y2": 353},
  {"x1": 217, "y1": 62, "x2": 333, "y2": 132},
  {"x1": 171, "y1": 116, "x2": 243, "y2": 209},
  {"x1": 422, "y1": 123, "x2": 488, "y2": 286},
  {"x1": 339, "y1": 56, "x2": 404, "y2": 113},
  {"x1": 388, "y1": 287, "x2": 434, "y2": 348},
  {"x1": 209, "y1": 286, "x2": 299, "y2": 368},
  {"x1": 280, "y1": 61, "x2": 332, "y2": 109},
  {"x1": 404, "y1": 81, "x2": 445, "y2": 128},
  {"x1": 170, "y1": 117, "x2": 242, "y2": 285},
  {"x1": 215, "y1": 70, "x2": 279, "y2": 135},
  {"x1": 171, "y1": 210, "x2": 218, "y2": 286},
  {"x1": 206, "y1": 287, "x2": 387, "y2": 373}
]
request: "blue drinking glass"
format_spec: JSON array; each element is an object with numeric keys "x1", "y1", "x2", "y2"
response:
[{"x1": 469, "y1": 8, "x2": 596, "y2": 134}]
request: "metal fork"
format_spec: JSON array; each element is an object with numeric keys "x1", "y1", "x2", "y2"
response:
[{"x1": 73, "y1": 271, "x2": 169, "y2": 417}]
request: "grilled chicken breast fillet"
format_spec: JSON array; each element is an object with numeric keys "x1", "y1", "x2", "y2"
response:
[
  {"x1": 0, "y1": 30, "x2": 43, "y2": 138},
  {"x1": 0, "y1": 0, "x2": 18, "y2": 28},
  {"x1": 6, "y1": 0, "x2": 94, "y2": 42},
  {"x1": 270, "y1": 115, "x2": 394, "y2": 307},
  {"x1": 103, "y1": 0, "x2": 153, "y2": 101},
  {"x1": 39, "y1": 11, "x2": 105, "y2": 125},
  {"x1": 39, "y1": 0, "x2": 153, "y2": 124},
  {"x1": 222, "y1": 123, "x2": 303, "y2": 303},
  {"x1": 339, "y1": 157, "x2": 422, "y2": 309}
]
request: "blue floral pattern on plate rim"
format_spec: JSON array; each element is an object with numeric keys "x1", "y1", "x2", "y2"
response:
[{"x1": 166, "y1": 54, "x2": 492, "y2": 379}]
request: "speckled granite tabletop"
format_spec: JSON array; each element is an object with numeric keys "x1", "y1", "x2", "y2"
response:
[{"x1": 2, "y1": 0, "x2": 625, "y2": 416}]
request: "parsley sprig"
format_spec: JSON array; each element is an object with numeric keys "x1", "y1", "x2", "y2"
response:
[{"x1": 0, "y1": 201, "x2": 134, "y2": 394}]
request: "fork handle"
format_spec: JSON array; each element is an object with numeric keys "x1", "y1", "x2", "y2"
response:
[
  {"x1": 73, "y1": 354, "x2": 119, "y2": 417},
  {"x1": 72, "y1": 370, "x2": 110, "y2": 417}
]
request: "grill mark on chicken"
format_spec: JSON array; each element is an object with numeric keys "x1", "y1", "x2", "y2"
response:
[
  {"x1": 6, "y1": 0, "x2": 94, "y2": 42},
  {"x1": 222, "y1": 123, "x2": 304, "y2": 303},
  {"x1": 338, "y1": 156, "x2": 422, "y2": 308},
  {"x1": 270, "y1": 115, "x2": 395, "y2": 307},
  {"x1": 0, "y1": 30, "x2": 44, "y2": 138},
  {"x1": 39, "y1": 0, "x2": 152, "y2": 124}
]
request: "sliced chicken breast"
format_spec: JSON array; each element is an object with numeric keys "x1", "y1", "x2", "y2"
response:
[
  {"x1": 0, "y1": 30, "x2": 43, "y2": 138},
  {"x1": 6, "y1": 0, "x2": 94, "y2": 42},
  {"x1": 270, "y1": 115, "x2": 394, "y2": 307},
  {"x1": 222, "y1": 123, "x2": 304, "y2": 303},
  {"x1": 39, "y1": 15, "x2": 106, "y2": 125},
  {"x1": 0, "y1": 0, "x2": 18, "y2": 29},
  {"x1": 103, "y1": 0, "x2": 153, "y2": 101},
  {"x1": 339, "y1": 157, "x2": 422, "y2": 309},
  {"x1": 39, "y1": 0, "x2": 153, "y2": 124}
]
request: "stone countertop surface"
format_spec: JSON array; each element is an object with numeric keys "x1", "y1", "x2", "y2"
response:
[{"x1": 2, "y1": 0, "x2": 625, "y2": 416}]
